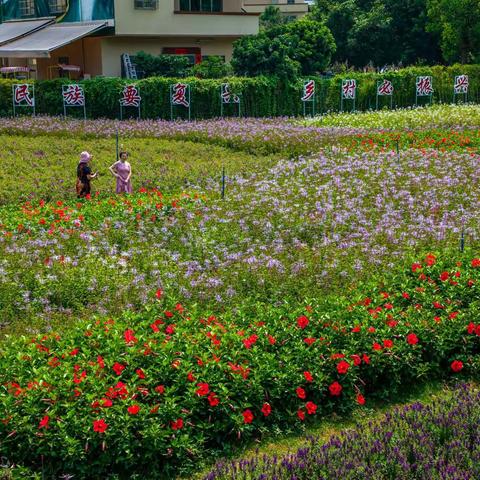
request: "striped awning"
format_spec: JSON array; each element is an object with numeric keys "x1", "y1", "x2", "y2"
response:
[
  {"x1": 0, "y1": 19, "x2": 54, "y2": 46},
  {"x1": 0, "y1": 21, "x2": 108, "y2": 58},
  {"x1": 0, "y1": 66, "x2": 30, "y2": 73}
]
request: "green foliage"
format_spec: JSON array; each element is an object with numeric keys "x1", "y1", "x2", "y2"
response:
[
  {"x1": 191, "y1": 56, "x2": 232, "y2": 79},
  {"x1": 259, "y1": 5, "x2": 286, "y2": 30},
  {"x1": 427, "y1": 0, "x2": 480, "y2": 64},
  {"x1": 134, "y1": 51, "x2": 191, "y2": 78}
]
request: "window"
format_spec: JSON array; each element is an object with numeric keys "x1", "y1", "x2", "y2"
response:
[
  {"x1": 179, "y1": 0, "x2": 222, "y2": 12},
  {"x1": 49, "y1": 0, "x2": 67, "y2": 14},
  {"x1": 287, "y1": 0, "x2": 295, "y2": 4},
  {"x1": 134, "y1": 0, "x2": 158, "y2": 9},
  {"x1": 19, "y1": 0, "x2": 35, "y2": 17}
]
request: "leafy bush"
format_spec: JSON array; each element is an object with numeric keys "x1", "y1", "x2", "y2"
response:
[
  {"x1": 1, "y1": 253, "x2": 480, "y2": 477},
  {"x1": 0, "y1": 65, "x2": 479, "y2": 119},
  {"x1": 191, "y1": 56, "x2": 233, "y2": 79},
  {"x1": 133, "y1": 52, "x2": 192, "y2": 79}
]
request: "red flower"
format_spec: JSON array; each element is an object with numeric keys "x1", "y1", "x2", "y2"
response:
[
  {"x1": 439, "y1": 271, "x2": 449, "y2": 281},
  {"x1": 69, "y1": 348, "x2": 79, "y2": 356},
  {"x1": 362, "y1": 354, "x2": 371, "y2": 364},
  {"x1": 196, "y1": 383, "x2": 210, "y2": 396},
  {"x1": 124, "y1": 329, "x2": 138, "y2": 344},
  {"x1": 356, "y1": 393, "x2": 366, "y2": 405},
  {"x1": 171, "y1": 418, "x2": 184, "y2": 430},
  {"x1": 336, "y1": 361, "x2": 350, "y2": 374},
  {"x1": 297, "y1": 316, "x2": 309, "y2": 329},
  {"x1": 127, "y1": 404, "x2": 140, "y2": 415},
  {"x1": 406, "y1": 333, "x2": 419, "y2": 345},
  {"x1": 93, "y1": 419, "x2": 108, "y2": 433},
  {"x1": 303, "y1": 371, "x2": 313, "y2": 382},
  {"x1": 451, "y1": 360, "x2": 463, "y2": 373},
  {"x1": 38, "y1": 415, "x2": 50, "y2": 429},
  {"x1": 329, "y1": 382, "x2": 342, "y2": 396},
  {"x1": 101, "y1": 398, "x2": 113, "y2": 407},
  {"x1": 187, "y1": 372, "x2": 195, "y2": 382},
  {"x1": 243, "y1": 334, "x2": 258, "y2": 349},
  {"x1": 155, "y1": 288, "x2": 163, "y2": 299},
  {"x1": 471, "y1": 258, "x2": 480, "y2": 268},
  {"x1": 97, "y1": 355, "x2": 105, "y2": 369},
  {"x1": 351, "y1": 326, "x2": 361, "y2": 333},
  {"x1": 411, "y1": 263, "x2": 422, "y2": 272},
  {"x1": 155, "y1": 385, "x2": 165, "y2": 394},
  {"x1": 242, "y1": 409, "x2": 254, "y2": 424},
  {"x1": 304, "y1": 337, "x2": 316, "y2": 345},
  {"x1": 267, "y1": 335, "x2": 276, "y2": 345},
  {"x1": 208, "y1": 393, "x2": 219, "y2": 407},
  {"x1": 372, "y1": 342, "x2": 382, "y2": 351},
  {"x1": 136, "y1": 368, "x2": 146, "y2": 379},
  {"x1": 296, "y1": 387, "x2": 306, "y2": 399},
  {"x1": 297, "y1": 409, "x2": 305, "y2": 421},
  {"x1": 261, "y1": 402, "x2": 272, "y2": 417},
  {"x1": 113, "y1": 362, "x2": 125, "y2": 375},
  {"x1": 383, "y1": 339, "x2": 394, "y2": 349},
  {"x1": 368, "y1": 327, "x2": 376, "y2": 333},
  {"x1": 351, "y1": 355, "x2": 361, "y2": 366},
  {"x1": 305, "y1": 401, "x2": 317, "y2": 415},
  {"x1": 425, "y1": 254, "x2": 436, "y2": 266},
  {"x1": 402, "y1": 292, "x2": 410, "y2": 299}
]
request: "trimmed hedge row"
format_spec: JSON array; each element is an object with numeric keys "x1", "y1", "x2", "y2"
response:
[{"x1": 0, "y1": 64, "x2": 479, "y2": 119}]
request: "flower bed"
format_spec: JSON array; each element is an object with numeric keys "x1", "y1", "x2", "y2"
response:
[
  {"x1": 1, "y1": 253, "x2": 480, "y2": 477},
  {"x1": 203, "y1": 383, "x2": 480, "y2": 479}
]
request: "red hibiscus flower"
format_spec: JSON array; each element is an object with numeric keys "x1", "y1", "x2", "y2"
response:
[
  {"x1": 101, "y1": 398, "x2": 113, "y2": 407},
  {"x1": 372, "y1": 342, "x2": 382, "y2": 351},
  {"x1": 451, "y1": 360, "x2": 463, "y2": 373},
  {"x1": 171, "y1": 418, "x2": 183, "y2": 430},
  {"x1": 93, "y1": 419, "x2": 108, "y2": 433},
  {"x1": 471, "y1": 258, "x2": 480, "y2": 268},
  {"x1": 362, "y1": 354, "x2": 371, "y2": 364},
  {"x1": 113, "y1": 362, "x2": 125, "y2": 376},
  {"x1": 155, "y1": 288, "x2": 163, "y2": 299},
  {"x1": 439, "y1": 271, "x2": 449, "y2": 281},
  {"x1": 402, "y1": 292, "x2": 410, "y2": 299},
  {"x1": 208, "y1": 393, "x2": 219, "y2": 407},
  {"x1": 268, "y1": 335, "x2": 276, "y2": 345},
  {"x1": 329, "y1": 382, "x2": 342, "y2": 396},
  {"x1": 242, "y1": 409, "x2": 254, "y2": 424},
  {"x1": 296, "y1": 387, "x2": 306, "y2": 399},
  {"x1": 196, "y1": 383, "x2": 210, "y2": 396},
  {"x1": 356, "y1": 393, "x2": 366, "y2": 405},
  {"x1": 411, "y1": 263, "x2": 422, "y2": 272},
  {"x1": 38, "y1": 415, "x2": 50, "y2": 429},
  {"x1": 305, "y1": 401, "x2": 317, "y2": 415},
  {"x1": 155, "y1": 385, "x2": 165, "y2": 394},
  {"x1": 303, "y1": 371, "x2": 313, "y2": 382},
  {"x1": 297, "y1": 409, "x2": 305, "y2": 421},
  {"x1": 261, "y1": 402, "x2": 272, "y2": 417},
  {"x1": 407, "y1": 333, "x2": 419, "y2": 345},
  {"x1": 304, "y1": 337, "x2": 316, "y2": 345},
  {"x1": 124, "y1": 329, "x2": 138, "y2": 344},
  {"x1": 351, "y1": 355, "x2": 361, "y2": 366},
  {"x1": 127, "y1": 404, "x2": 140, "y2": 415},
  {"x1": 425, "y1": 254, "x2": 436, "y2": 266},
  {"x1": 336, "y1": 361, "x2": 350, "y2": 374},
  {"x1": 136, "y1": 368, "x2": 146, "y2": 379},
  {"x1": 297, "y1": 316, "x2": 309, "y2": 329},
  {"x1": 383, "y1": 339, "x2": 394, "y2": 348}
]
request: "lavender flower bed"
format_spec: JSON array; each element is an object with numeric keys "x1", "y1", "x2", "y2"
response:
[
  {"x1": 0, "y1": 116, "x2": 363, "y2": 155},
  {"x1": 204, "y1": 384, "x2": 480, "y2": 480}
]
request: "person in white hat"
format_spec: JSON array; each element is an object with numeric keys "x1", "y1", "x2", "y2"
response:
[{"x1": 76, "y1": 151, "x2": 97, "y2": 198}]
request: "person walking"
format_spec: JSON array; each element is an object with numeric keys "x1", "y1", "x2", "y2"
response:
[
  {"x1": 109, "y1": 151, "x2": 133, "y2": 194},
  {"x1": 76, "y1": 151, "x2": 97, "y2": 198}
]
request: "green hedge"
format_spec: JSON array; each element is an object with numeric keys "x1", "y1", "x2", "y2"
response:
[{"x1": 1, "y1": 64, "x2": 479, "y2": 119}]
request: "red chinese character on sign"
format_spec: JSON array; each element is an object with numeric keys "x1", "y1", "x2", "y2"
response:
[
  {"x1": 221, "y1": 83, "x2": 231, "y2": 104},
  {"x1": 342, "y1": 79, "x2": 356, "y2": 99},
  {"x1": 14, "y1": 84, "x2": 33, "y2": 106},
  {"x1": 454, "y1": 75, "x2": 469, "y2": 94},
  {"x1": 120, "y1": 85, "x2": 141, "y2": 107},
  {"x1": 172, "y1": 83, "x2": 189, "y2": 107},
  {"x1": 62, "y1": 85, "x2": 85, "y2": 106},
  {"x1": 377, "y1": 79, "x2": 394, "y2": 96},
  {"x1": 416, "y1": 76, "x2": 433, "y2": 96},
  {"x1": 302, "y1": 80, "x2": 315, "y2": 102}
]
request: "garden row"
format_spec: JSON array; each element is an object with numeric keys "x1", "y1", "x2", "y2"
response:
[
  {"x1": 1, "y1": 253, "x2": 480, "y2": 478},
  {"x1": 1, "y1": 65, "x2": 480, "y2": 119},
  {"x1": 203, "y1": 383, "x2": 480, "y2": 480}
]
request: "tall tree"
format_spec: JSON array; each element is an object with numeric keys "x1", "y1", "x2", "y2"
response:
[
  {"x1": 427, "y1": 0, "x2": 480, "y2": 63},
  {"x1": 259, "y1": 5, "x2": 286, "y2": 31}
]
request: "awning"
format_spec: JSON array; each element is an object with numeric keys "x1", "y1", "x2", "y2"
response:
[
  {"x1": 0, "y1": 21, "x2": 108, "y2": 58},
  {"x1": 0, "y1": 19, "x2": 54, "y2": 46}
]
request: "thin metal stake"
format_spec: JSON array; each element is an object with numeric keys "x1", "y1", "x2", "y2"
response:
[
  {"x1": 221, "y1": 166, "x2": 226, "y2": 199},
  {"x1": 116, "y1": 128, "x2": 119, "y2": 160},
  {"x1": 460, "y1": 228, "x2": 465, "y2": 253}
]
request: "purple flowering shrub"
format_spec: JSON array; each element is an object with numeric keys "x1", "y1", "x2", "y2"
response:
[{"x1": 204, "y1": 384, "x2": 480, "y2": 480}]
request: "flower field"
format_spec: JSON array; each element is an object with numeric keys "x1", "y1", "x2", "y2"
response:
[
  {"x1": 0, "y1": 105, "x2": 480, "y2": 479},
  {"x1": 204, "y1": 383, "x2": 480, "y2": 480}
]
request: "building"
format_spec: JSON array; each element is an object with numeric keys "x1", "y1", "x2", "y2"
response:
[
  {"x1": 242, "y1": 0, "x2": 308, "y2": 20},
  {"x1": 0, "y1": 0, "x2": 259, "y2": 79}
]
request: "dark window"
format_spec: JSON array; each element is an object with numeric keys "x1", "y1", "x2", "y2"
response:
[
  {"x1": 134, "y1": 0, "x2": 158, "y2": 9},
  {"x1": 287, "y1": 0, "x2": 295, "y2": 4},
  {"x1": 49, "y1": 0, "x2": 67, "y2": 15},
  {"x1": 19, "y1": 0, "x2": 35, "y2": 17},
  {"x1": 180, "y1": 0, "x2": 222, "y2": 12}
]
